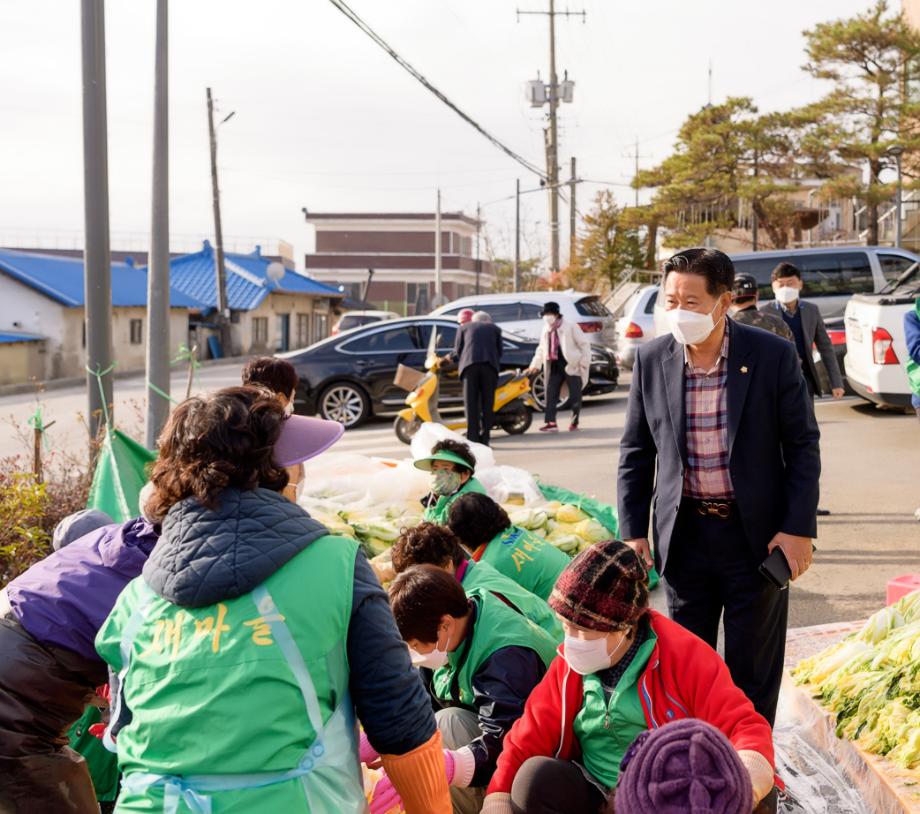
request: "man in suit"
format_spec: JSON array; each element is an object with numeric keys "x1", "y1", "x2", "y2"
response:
[
  {"x1": 617, "y1": 248, "x2": 821, "y2": 725},
  {"x1": 765, "y1": 262, "x2": 845, "y2": 400},
  {"x1": 449, "y1": 311, "x2": 503, "y2": 445}
]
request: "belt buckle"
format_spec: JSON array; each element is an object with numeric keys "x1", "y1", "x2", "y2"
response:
[{"x1": 698, "y1": 500, "x2": 730, "y2": 519}]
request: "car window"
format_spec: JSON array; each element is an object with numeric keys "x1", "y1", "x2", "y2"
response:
[
  {"x1": 643, "y1": 291, "x2": 658, "y2": 314},
  {"x1": 340, "y1": 325, "x2": 420, "y2": 353},
  {"x1": 733, "y1": 257, "x2": 790, "y2": 300},
  {"x1": 575, "y1": 297, "x2": 611, "y2": 317},
  {"x1": 439, "y1": 306, "x2": 462, "y2": 316},
  {"x1": 480, "y1": 303, "x2": 521, "y2": 322},
  {"x1": 799, "y1": 252, "x2": 873, "y2": 296},
  {"x1": 519, "y1": 303, "x2": 543, "y2": 320},
  {"x1": 878, "y1": 254, "x2": 917, "y2": 282},
  {"x1": 417, "y1": 323, "x2": 458, "y2": 352}
]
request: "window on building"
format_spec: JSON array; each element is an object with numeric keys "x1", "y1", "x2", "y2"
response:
[
  {"x1": 297, "y1": 313, "x2": 311, "y2": 347},
  {"x1": 252, "y1": 316, "x2": 269, "y2": 345},
  {"x1": 129, "y1": 318, "x2": 143, "y2": 345},
  {"x1": 313, "y1": 314, "x2": 329, "y2": 342},
  {"x1": 407, "y1": 282, "x2": 430, "y2": 315},
  {"x1": 878, "y1": 254, "x2": 917, "y2": 283}
]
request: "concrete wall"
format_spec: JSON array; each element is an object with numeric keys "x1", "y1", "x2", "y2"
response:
[{"x1": 0, "y1": 340, "x2": 47, "y2": 385}]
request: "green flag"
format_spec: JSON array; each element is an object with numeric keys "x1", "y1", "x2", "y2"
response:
[{"x1": 87, "y1": 428, "x2": 157, "y2": 523}]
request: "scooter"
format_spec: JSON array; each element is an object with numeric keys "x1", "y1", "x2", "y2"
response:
[{"x1": 393, "y1": 354, "x2": 534, "y2": 445}]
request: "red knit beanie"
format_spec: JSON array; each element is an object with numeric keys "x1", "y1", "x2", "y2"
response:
[{"x1": 548, "y1": 540, "x2": 649, "y2": 631}]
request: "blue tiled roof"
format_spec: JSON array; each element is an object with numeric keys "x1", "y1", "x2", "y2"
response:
[
  {"x1": 0, "y1": 331, "x2": 44, "y2": 343},
  {"x1": 0, "y1": 248, "x2": 202, "y2": 308},
  {"x1": 163, "y1": 242, "x2": 343, "y2": 312}
]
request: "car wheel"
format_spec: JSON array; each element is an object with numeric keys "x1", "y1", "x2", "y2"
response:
[
  {"x1": 530, "y1": 370, "x2": 570, "y2": 412},
  {"x1": 318, "y1": 382, "x2": 370, "y2": 428},
  {"x1": 394, "y1": 415, "x2": 422, "y2": 444}
]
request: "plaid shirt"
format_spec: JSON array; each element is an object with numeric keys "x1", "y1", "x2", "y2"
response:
[{"x1": 683, "y1": 326, "x2": 734, "y2": 500}]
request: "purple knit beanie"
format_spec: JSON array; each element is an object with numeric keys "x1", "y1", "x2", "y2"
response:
[{"x1": 616, "y1": 719, "x2": 752, "y2": 814}]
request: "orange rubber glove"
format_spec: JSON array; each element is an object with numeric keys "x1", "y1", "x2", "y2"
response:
[{"x1": 379, "y1": 729, "x2": 452, "y2": 814}]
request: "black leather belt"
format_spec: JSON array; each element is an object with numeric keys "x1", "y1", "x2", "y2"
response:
[{"x1": 685, "y1": 499, "x2": 735, "y2": 519}]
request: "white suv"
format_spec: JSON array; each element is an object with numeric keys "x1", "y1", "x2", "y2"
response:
[
  {"x1": 845, "y1": 261, "x2": 920, "y2": 409},
  {"x1": 432, "y1": 291, "x2": 617, "y2": 348}
]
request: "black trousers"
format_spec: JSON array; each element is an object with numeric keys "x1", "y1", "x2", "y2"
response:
[
  {"x1": 545, "y1": 360, "x2": 583, "y2": 425},
  {"x1": 663, "y1": 504, "x2": 789, "y2": 726},
  {"x1": 462, "y1": 363, "x2": 498, "y2": 446},
  {"x1": 0, "y1": 614, "x2": 104, "y2": 814},
  {"x1": 509, "y1": 757, "x2": 607, "y2": 814}
]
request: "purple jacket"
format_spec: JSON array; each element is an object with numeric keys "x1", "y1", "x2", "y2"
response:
[{"x1": 5, "y1": 518, "x2": 159, "y2": 661}]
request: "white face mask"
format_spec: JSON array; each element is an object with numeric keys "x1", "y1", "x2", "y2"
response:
[
  {"x1": 409, "y1": 632, "x2": 450, "y2": 670},
  {"x1": 543, "y1": 315, "x2": 557, "y2": 327},
  {"x1": 665, "y1": 300, "x2": 723, "y2": 346},
  {"x1": 773, "y1": 285, "x2": 799, "y2": 305},
  {"x1": 563, "y1": 631, "x2": 630, "y2": 676}
]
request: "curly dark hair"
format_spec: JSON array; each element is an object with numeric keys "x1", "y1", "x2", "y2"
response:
[
  {"x1": 431, "y1": 438, "x2": 476, "y2": 471},
  {"x1": 241, "y1": 356, "x2": 299, "y2": 399},
  {"x1": 146, "y1": 386, "x2": 289, "y2": 522},
  {"x1": 389, "y1": 564, "x2": 469, "y2": 643},
  {"x1": 448, "y1": 492, "x2": 511, "y2": 549},
  {"x1": 391, "y1": 522, "x2": 466, "y2": 574}
]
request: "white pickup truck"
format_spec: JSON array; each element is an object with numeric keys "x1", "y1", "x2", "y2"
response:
[{"x1": 844, "y1": 261, "x2": 920, "y2": 409}]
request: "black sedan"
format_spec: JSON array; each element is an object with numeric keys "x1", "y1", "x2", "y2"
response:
[{"x1": 279, "y1": 316, "x2": 618, "y2": 428}]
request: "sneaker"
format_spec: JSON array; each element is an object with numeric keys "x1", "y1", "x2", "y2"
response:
[
  {"x1": 539, "y1": 422, "x2": 559, "y2": 433},
  {"x1": 568, "y1": 421, "x2": 580, "y2": 432}
]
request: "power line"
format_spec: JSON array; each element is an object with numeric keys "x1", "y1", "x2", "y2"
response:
[{"x1": 326, "y1": 0, "x2": 546, "y2": 181}]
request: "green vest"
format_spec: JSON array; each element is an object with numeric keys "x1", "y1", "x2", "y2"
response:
[
  {"x1": 460, "y1": 559, "x2": 563, "y2": 643},
  {"x1": 95, "y1": 535, "x2": 366, "y2": 814},
  {"x1": 573, "y1": 626, "x2": 657, "y2": 789},
  {"x1": 422, "y1": 477, "x2": 487, "y2": 524},
  {"x1": 67, "y1": 704, "x2": 119, "y2": 802},
  {"x1": 432, "y1": 589, "x2": 557, "y2": 707},
  {"x1": 477, "y1": 525, "x2": 569, "y2": 601}
]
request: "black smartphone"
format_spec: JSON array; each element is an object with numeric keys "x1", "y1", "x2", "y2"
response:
[{"x1": 759, "y1": 544, "x2": 817, "y2": 590}]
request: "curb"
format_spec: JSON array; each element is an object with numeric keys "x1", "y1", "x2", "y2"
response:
[{"x1": 0, "y1": 356, "x2": 244, "y2": 398}]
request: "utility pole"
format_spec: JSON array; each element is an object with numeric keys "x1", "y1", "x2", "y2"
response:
[
  {"x1": 434, "y1": 188, "x2": 442, "y2": 304},
  {"x1": 625, "y1": 138, "x2": 650, "y2": 208},
  {"x1": 569, "y1": 156, "x2": 577, "y2": 266},
  {"x1": 518, "y1": 2, "x2": 584, "y2": 277},
  {"x1": 751, "y1": 149, "x2": 759, "y2": 252},
  {"x1": 475, "y1": 202, "x2": 482, "y2": 295},
  {"x1": 81, "y1": 0, "x2": 114, "y2": 443},
  {"x1": 207, "y1": 87, "x2": 232, "y2": 356},
  {"x1": 514, "y1": 179, "x2": 521, "y2": 291},
  {"x1": 145, "y1": 0, "x2": 169, "y2": 449}
]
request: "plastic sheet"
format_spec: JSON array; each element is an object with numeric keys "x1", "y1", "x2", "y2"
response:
[{"x1": 774, "y1": 622, "x2": 920, "y2": 813}]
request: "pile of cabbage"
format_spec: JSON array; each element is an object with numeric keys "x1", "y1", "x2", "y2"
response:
[
  {"x1": 792, "y1": 590, "x2": 920, "y2": 772},
  {"x1": 302, "y1": 499, "x2": 608, "y2": 558}
]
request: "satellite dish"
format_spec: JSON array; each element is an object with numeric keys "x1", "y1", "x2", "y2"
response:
[{"x1": 266, "y1": 262, "x2": 285, "y2": 284}]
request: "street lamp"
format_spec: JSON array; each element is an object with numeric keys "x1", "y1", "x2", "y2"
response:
[{"x1": 888, "y1": 144, "x2": 904, "y2": 249}]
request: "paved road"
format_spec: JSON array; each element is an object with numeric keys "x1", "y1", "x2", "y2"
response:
[{"x1": 1, "y1": 365, "x2": 916, "y2": 626}]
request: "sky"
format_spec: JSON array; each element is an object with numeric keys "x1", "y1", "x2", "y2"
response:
[{"x1": 0, "y1": 0, "x2": 878, "y2": 271}]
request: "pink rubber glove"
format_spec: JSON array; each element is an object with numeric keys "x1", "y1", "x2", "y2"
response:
[
  {"x1": 360, "y1": 730, "x2": 380, "y2": 767},
  {"x1": 369, "y1": 751, "x2": 456, "y2": 814}
]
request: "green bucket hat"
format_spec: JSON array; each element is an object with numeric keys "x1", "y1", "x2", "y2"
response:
[{"x1": 413, "y1": 449, "x2": 475, "y2": 472}]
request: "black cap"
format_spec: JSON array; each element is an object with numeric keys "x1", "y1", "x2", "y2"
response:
[
  {"x1": 732, "y1": 274, "x2": 758, "y2": 299},
  {"x1": 540, "y1": 301, "x2": 561, "y2": 316}
]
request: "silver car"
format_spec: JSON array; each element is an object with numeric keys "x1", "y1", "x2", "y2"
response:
[{"x1": 615, "y1": 285, "x2": 658, "y2": 370}]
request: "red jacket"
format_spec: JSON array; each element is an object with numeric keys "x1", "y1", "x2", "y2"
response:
[{"x1": 487, "y1": 610, "x2": 775, "y2": 794}]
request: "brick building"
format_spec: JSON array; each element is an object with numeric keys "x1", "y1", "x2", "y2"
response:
[{"x1": 303, "y1": 212, "x2": 494, "y2": 315}]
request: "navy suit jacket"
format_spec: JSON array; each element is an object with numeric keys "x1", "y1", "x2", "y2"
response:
[
  {"x1": 616, "y1": 320, "x2": 821, "y2": 573},
  {"x1": 452, "y1": 321, "x2": 504, "y2": 375}
]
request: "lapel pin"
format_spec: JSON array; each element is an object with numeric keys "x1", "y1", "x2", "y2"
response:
[{"x1": 741, "y1": 366, "x2": 749, "y2": 374}]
